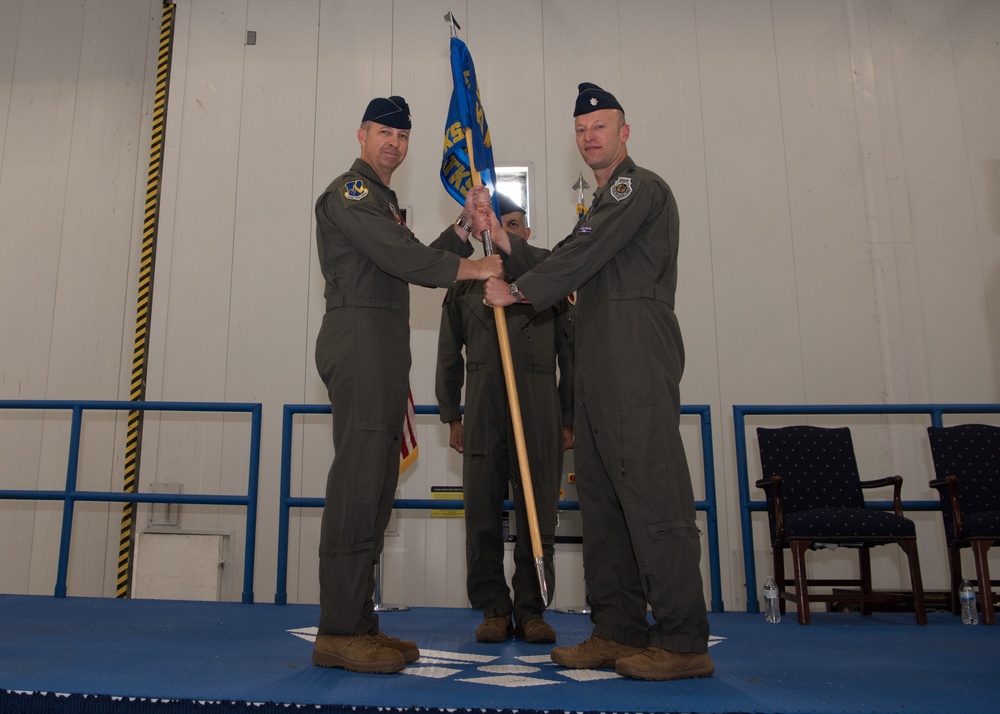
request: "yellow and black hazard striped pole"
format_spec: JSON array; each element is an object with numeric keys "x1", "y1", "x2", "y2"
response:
[{"x1": 116, "y1": 2, "x2": 176, "y2": 598}]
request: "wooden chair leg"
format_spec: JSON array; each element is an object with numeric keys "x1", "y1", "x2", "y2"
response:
[
  {"x1": 972, "y1": 540, "x2": 995, "y2": 626},
  {"x1": 947, "y1": 544, "x2": 963, "y2": 615},
  {"x1": 900, "y1": 540, "x2": 928, "y2": 625},
  {"x1": 859, "y1": 548, "x2": 873, "y2": 616},
  {"x1": 791, "y1": 541, "x2": 811, "y2": 625},
  {"x1": 773, "y1": 547, "x2": 786, "y2": 615}
]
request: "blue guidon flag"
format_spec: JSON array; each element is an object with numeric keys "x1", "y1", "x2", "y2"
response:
[{"x1": 441, "y1": 36, "x2": 501, "y2": 218}]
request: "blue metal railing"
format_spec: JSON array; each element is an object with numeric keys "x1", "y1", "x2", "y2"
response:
[
  {"x1": 276, "y1": 403, "x2": 724, "y2": 612},
  {"x1": 0, "y1": 399, "x2": 262, "y2": 603},
  {"x1": 733, "y1": 403, "x2": 1000, "y2": 613}
]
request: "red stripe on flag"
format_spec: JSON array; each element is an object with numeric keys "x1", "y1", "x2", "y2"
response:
[{"x1": 400, "y1": 390, "x2": 419, "y2": 474}]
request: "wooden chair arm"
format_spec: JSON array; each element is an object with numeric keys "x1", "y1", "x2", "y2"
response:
[
  {"x1": 929, "y1": 474, "x2": 965, "y2": 539},
  {"x1": 860, "y1": 474, "x2": 904, "y2": 515},
  {"x1": 756, "y1": 474, "x2": 785, "y2": 539}
]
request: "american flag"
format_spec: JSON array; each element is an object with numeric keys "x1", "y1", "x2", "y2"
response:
[{"x1": 400, "y1": 389, "x2": 418, "y2": 474}]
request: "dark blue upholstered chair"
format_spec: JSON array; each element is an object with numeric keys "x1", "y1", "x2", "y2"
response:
[
  {"x1": 756, "y1": 426, "x2": 927, "y2": 625},
  {"x1": 927, "y1": 424, "x2": 1000, "y2": 625}
]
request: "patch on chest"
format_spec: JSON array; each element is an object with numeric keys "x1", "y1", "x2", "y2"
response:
[{"x1": 610, "y1": 177, "x2": 632, "y2": 202}]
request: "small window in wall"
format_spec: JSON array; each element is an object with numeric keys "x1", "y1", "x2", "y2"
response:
[{"x1": 495, "y1": 165, "x2": 529, "y2": 222}]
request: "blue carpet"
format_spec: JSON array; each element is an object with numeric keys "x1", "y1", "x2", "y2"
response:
[{"x1": 0, "y1": 595, "x2": 997, "y2": 713}]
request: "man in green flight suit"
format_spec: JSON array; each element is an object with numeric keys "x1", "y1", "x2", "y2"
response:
[
  {"x1": 312, "y1": 96, "x2": 502, "y2": 674},
  {"x1": 480, "y1": 83, "x2": 713, "y2": 681},
  {"x1": 435, "y1": 193, "x2": 575, "y2": 644}
]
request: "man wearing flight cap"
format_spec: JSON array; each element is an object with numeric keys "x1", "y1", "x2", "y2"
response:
[
  {"x1": 435, "y1": 193, "x2": 575, "y2": 645},
  {"x1": 480, "y1": 83, "x2": 713, "y2": 681},
  {"x1": 312, "y1": 95, "x2": 502, "y2": 674}
]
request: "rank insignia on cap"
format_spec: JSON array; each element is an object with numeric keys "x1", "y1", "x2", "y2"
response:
[
  {"x1": 344, "y1": 180, "x2": 368, "y2": 201},
  {"x1": 574, "y1": 82, "x2": 625, "y2": 117},
  {"x1": 610, "y1": 177, "x2": 632, "y2": 202}
]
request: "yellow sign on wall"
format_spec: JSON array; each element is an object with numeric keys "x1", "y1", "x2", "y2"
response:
[{"x1": 431, "y1": 486, "x2": 464, "y2": 518}]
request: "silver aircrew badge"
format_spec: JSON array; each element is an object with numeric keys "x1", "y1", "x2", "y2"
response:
[
  {"x1": 610, "y1": 177, "x2": 632, "y2": 201},
  {"x1": 344, "y1": 180, "x2": 368, "y2": 201}
]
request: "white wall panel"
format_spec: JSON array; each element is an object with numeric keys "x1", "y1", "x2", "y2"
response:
[
  {"x1": 0, "y1": 1, "x2": 22, "y2": 170},
  {"x1": 145, "y1": 0, "x2": 252, "y2": 599},
  {"x1": 0, "y1": 0, "x2": 161, "y2": 596},
  {"x1": 885, "y1": 1, "x2": 996, "y2": 402},
  {"x1": 697, "y1": 0, "x2": 807, "y2": 413},
  {"x1": 695, "y1": 3, "x2": 804, "y2": 603},
  {"x1": 947, "y1": 0, "x2": 1000, "y2": 391},
  {"x1": 774, "y1": 2, "x2": 874, "y2": 402},
  {"x1": 222, "y1": 0, "x2": 322, "y2": 605}
]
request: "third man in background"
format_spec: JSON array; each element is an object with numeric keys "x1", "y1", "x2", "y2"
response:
[{"x1": 436, "y1": 193, "x2": 575, "y2": 644}]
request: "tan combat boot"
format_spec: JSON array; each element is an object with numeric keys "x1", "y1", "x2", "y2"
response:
[
  {"x1": 550, "y1": 635, "x2": 642, "y2": 669},
  {"x1": 614, "y1": 647, "x2": 715, "y2": 681},
  {"x1": 476, "y1": 615, "x2": 515, "y2": 642},
  {"x1": 515, "y1": 617, "x2": 556, "y2": 644},
  {"x1": 372, "y1": 631, "x2": 419, "y2": 663},
  {"x1": 312, "y1": 633, "x2": 405, "y2": 674}
]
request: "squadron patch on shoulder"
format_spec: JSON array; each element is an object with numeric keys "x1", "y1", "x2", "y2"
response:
[
  {"x1": 344, "y1": 180, "x2": 369, "y2": 201},
  {"x1": 610, "y1": 177, "x2": 632, "y2": 202},
  {"x1": 577, "y1": 225, "x2": 593, "y2": 235}
]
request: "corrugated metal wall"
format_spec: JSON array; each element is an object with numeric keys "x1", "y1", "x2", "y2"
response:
[{"x1": 1, "y1": 0, "x2": 998, "y2": 611}]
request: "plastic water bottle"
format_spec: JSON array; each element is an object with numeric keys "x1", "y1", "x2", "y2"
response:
[
  {"x1": 763, "y1": 576, "x2": 780, "y2": 623},
  {"x1": 959, "y1": 580, "x2": 978, "y2": 625}
]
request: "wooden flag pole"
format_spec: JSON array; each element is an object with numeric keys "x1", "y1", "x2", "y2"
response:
[{"x1": 465, "y1": 129, "x2": 548, "y2": 606}]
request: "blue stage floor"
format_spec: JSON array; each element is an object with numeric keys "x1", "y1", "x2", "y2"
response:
[{"x1": 0, "y1": 594, "x2": 997, "y2": 714}]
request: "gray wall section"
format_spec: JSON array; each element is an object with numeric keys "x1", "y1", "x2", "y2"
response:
[
  {"x1": 0, "y1": 0, "x2": 162, "y2": 597},
  {"x1": 1, "y1": 0, "x2": 998, "y2": 611}
]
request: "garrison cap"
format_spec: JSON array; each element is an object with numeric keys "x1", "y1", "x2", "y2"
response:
[
  {"x1": 496, "y1": 193, "x2": 524, "y2": 217},
  {"x1": 573, "y1": 82, "x2": 624, "y2": 117},
  {"x1": 362, "y1": 96, "x2": 411, "y2": 130}
]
